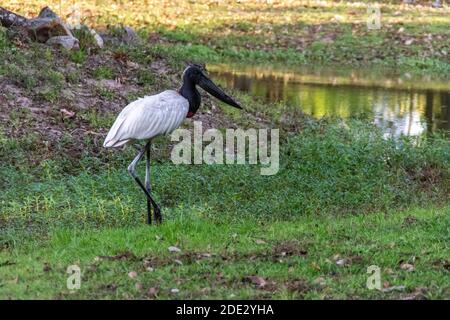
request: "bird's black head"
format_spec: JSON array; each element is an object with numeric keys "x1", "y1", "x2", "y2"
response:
[
  {"x1": 181, "y1": 64, "x2": 242, "y2": 109},
  {"x1": 182, "y1": 64, "x2": 205, "y2": 84}
]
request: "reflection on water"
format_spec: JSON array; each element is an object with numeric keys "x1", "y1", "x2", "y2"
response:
[{"x1": 208, "y1": 64, "x2": 450, "y2": 137}]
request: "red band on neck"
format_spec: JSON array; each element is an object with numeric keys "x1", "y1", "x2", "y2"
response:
[{"x1": 186, "y1": 111, "x2": 195, "y2": 118}]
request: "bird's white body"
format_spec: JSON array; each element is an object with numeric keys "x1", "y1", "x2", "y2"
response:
[{"x1": 104, "y1": 90, "x2": 189, "y2": 148}]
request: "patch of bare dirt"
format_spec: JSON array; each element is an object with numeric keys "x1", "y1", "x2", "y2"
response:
[
  {"x1": 95, "y1": 251, "x2": 137, "y2": 262},
  {"x1": 273, "y1": 240, "x2": 308, "y2": 258},
  {"x1": 89, "y1": 240, "x2": 308, "y2": 273}
]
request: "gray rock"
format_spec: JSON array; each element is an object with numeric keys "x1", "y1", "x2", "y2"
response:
[
  {"x1": 47, "y1": 35, "x2": 80, "y2": 50},
  {"x1": 37, "y1": 6, "x2": 59, "y2": 19},
  {"x1": 123, "y1": 26, "x2": 139, "y2": 44},
  {"x1": 90, "y1": 29, "x2": 104, "y2": 48},
  {"x1": 26, "y1": 7, "x2": 74, "y2": 43}
]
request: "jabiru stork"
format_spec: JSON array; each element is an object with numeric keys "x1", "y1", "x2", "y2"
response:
[{"x1": 103, "y1": 65, "x2": 242, "y2": 224}]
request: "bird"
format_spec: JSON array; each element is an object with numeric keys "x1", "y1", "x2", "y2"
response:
[{"x1": 103, "y1": 64, "x2": 242, "y2": 224}]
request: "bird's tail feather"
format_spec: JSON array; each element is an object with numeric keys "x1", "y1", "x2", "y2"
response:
[{"x1": 103, "y1": 138, "x2": 129, "y2": 148}]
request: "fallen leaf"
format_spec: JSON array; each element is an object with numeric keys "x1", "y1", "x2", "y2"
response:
[
  {"x1": 385, "y1": 268, "x2": 394, "y2": 274},
  {"x1": 311, "y1": 262, "x2": 321, "y2": 270},
  {"x1": 128, "y1": 271, "x2": 138, "y2": 279},
  {"x1": 255, "y1": 239, "x2": 266, "y2": 245},
  {"x1": 201, "y1": 287, "x2": 211, "y2": 294},
  {"x1": 170, "y1": 288, "x2": 180, "y2": 294},
  {"x1": 336, "y1": 259, "x2": 347, "y2": 266},
  {"x1": 244, "y1": 275, "x2": 267, "y2": 288},
  {"x1": 400, "y1": 263, "x2": 415, "y2": 271},
  {"x1": 135, "y1": 282, "x2": 143, "y2": 290},
  {"x1": 126, "y1": 61, "x2": 139, "y2": 69},
  {"x1": 313, "y1": 277, "x2": 326, "y2": 286},
  {"x1": 168, "y1": 246, "x2": 181, "y2": 253},
  {"x1": 60, "y1": 108, "x2": 75, "y2": 118}
]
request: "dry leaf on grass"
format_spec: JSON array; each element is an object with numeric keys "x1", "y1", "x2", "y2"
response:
[
  {"x1": 128, "y1": 271, "x2": 138, "y2": 279},
  {"x1": 168, "y1": 246, "x2": 181, "y2": 253}
]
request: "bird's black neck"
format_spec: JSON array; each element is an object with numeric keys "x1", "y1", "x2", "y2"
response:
[{"x1": 179, "y1": 81, "x2": 201, "y2": 114}]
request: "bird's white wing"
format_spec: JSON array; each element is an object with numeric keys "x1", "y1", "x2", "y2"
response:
[{"x1": 104, "y1": 90, "x2": 189, "y2": 148}]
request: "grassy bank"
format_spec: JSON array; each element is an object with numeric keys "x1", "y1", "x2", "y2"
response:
[{"x1": 1, "y1": 120, "x2": 448, "y2": 242}]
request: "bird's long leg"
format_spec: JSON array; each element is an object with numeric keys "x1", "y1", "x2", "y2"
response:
[
  {"x1": 128, "y1": 141, "x2": 160, "y2": 224},
  {"x1": 145, "y1": 141, "x2": 152, "y2": 225},
  {"x1": 146, "y1": 142, "x2": 162, "y2": 224}
]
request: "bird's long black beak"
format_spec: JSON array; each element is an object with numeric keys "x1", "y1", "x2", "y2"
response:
[{"x1": 198, "y1": 75, "x2": 242, "y2": 109}]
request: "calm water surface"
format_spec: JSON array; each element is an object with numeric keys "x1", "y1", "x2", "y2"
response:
[{"x1": 208, "y1": 64, "x2": 450, "y2": 137}]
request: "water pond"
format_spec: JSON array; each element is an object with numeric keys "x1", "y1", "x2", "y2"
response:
[{"x1": 208, "y1": 64, "x2": 450, "y2": 137}]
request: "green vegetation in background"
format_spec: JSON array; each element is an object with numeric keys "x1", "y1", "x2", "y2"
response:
[{"x1": 3, "y1": 0, "x2": 450, "y2": 75}]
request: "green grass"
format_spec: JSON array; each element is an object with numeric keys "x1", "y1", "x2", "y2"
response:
[
  {"x1": 1, "y1": 120, "x2": 448, "y2": 239},
  {"x1": 69, "y1": 50, "x2": 87, "y2": 64},
  {"x1": 0, "y1": 206, "x2": 448, "y2": 299},
  {"x1": 93, "y1": 66, "x2": 116, "y2": 79},
  {"x1": 1, "y1": 119, "x2": 448, "y2": 256}
]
